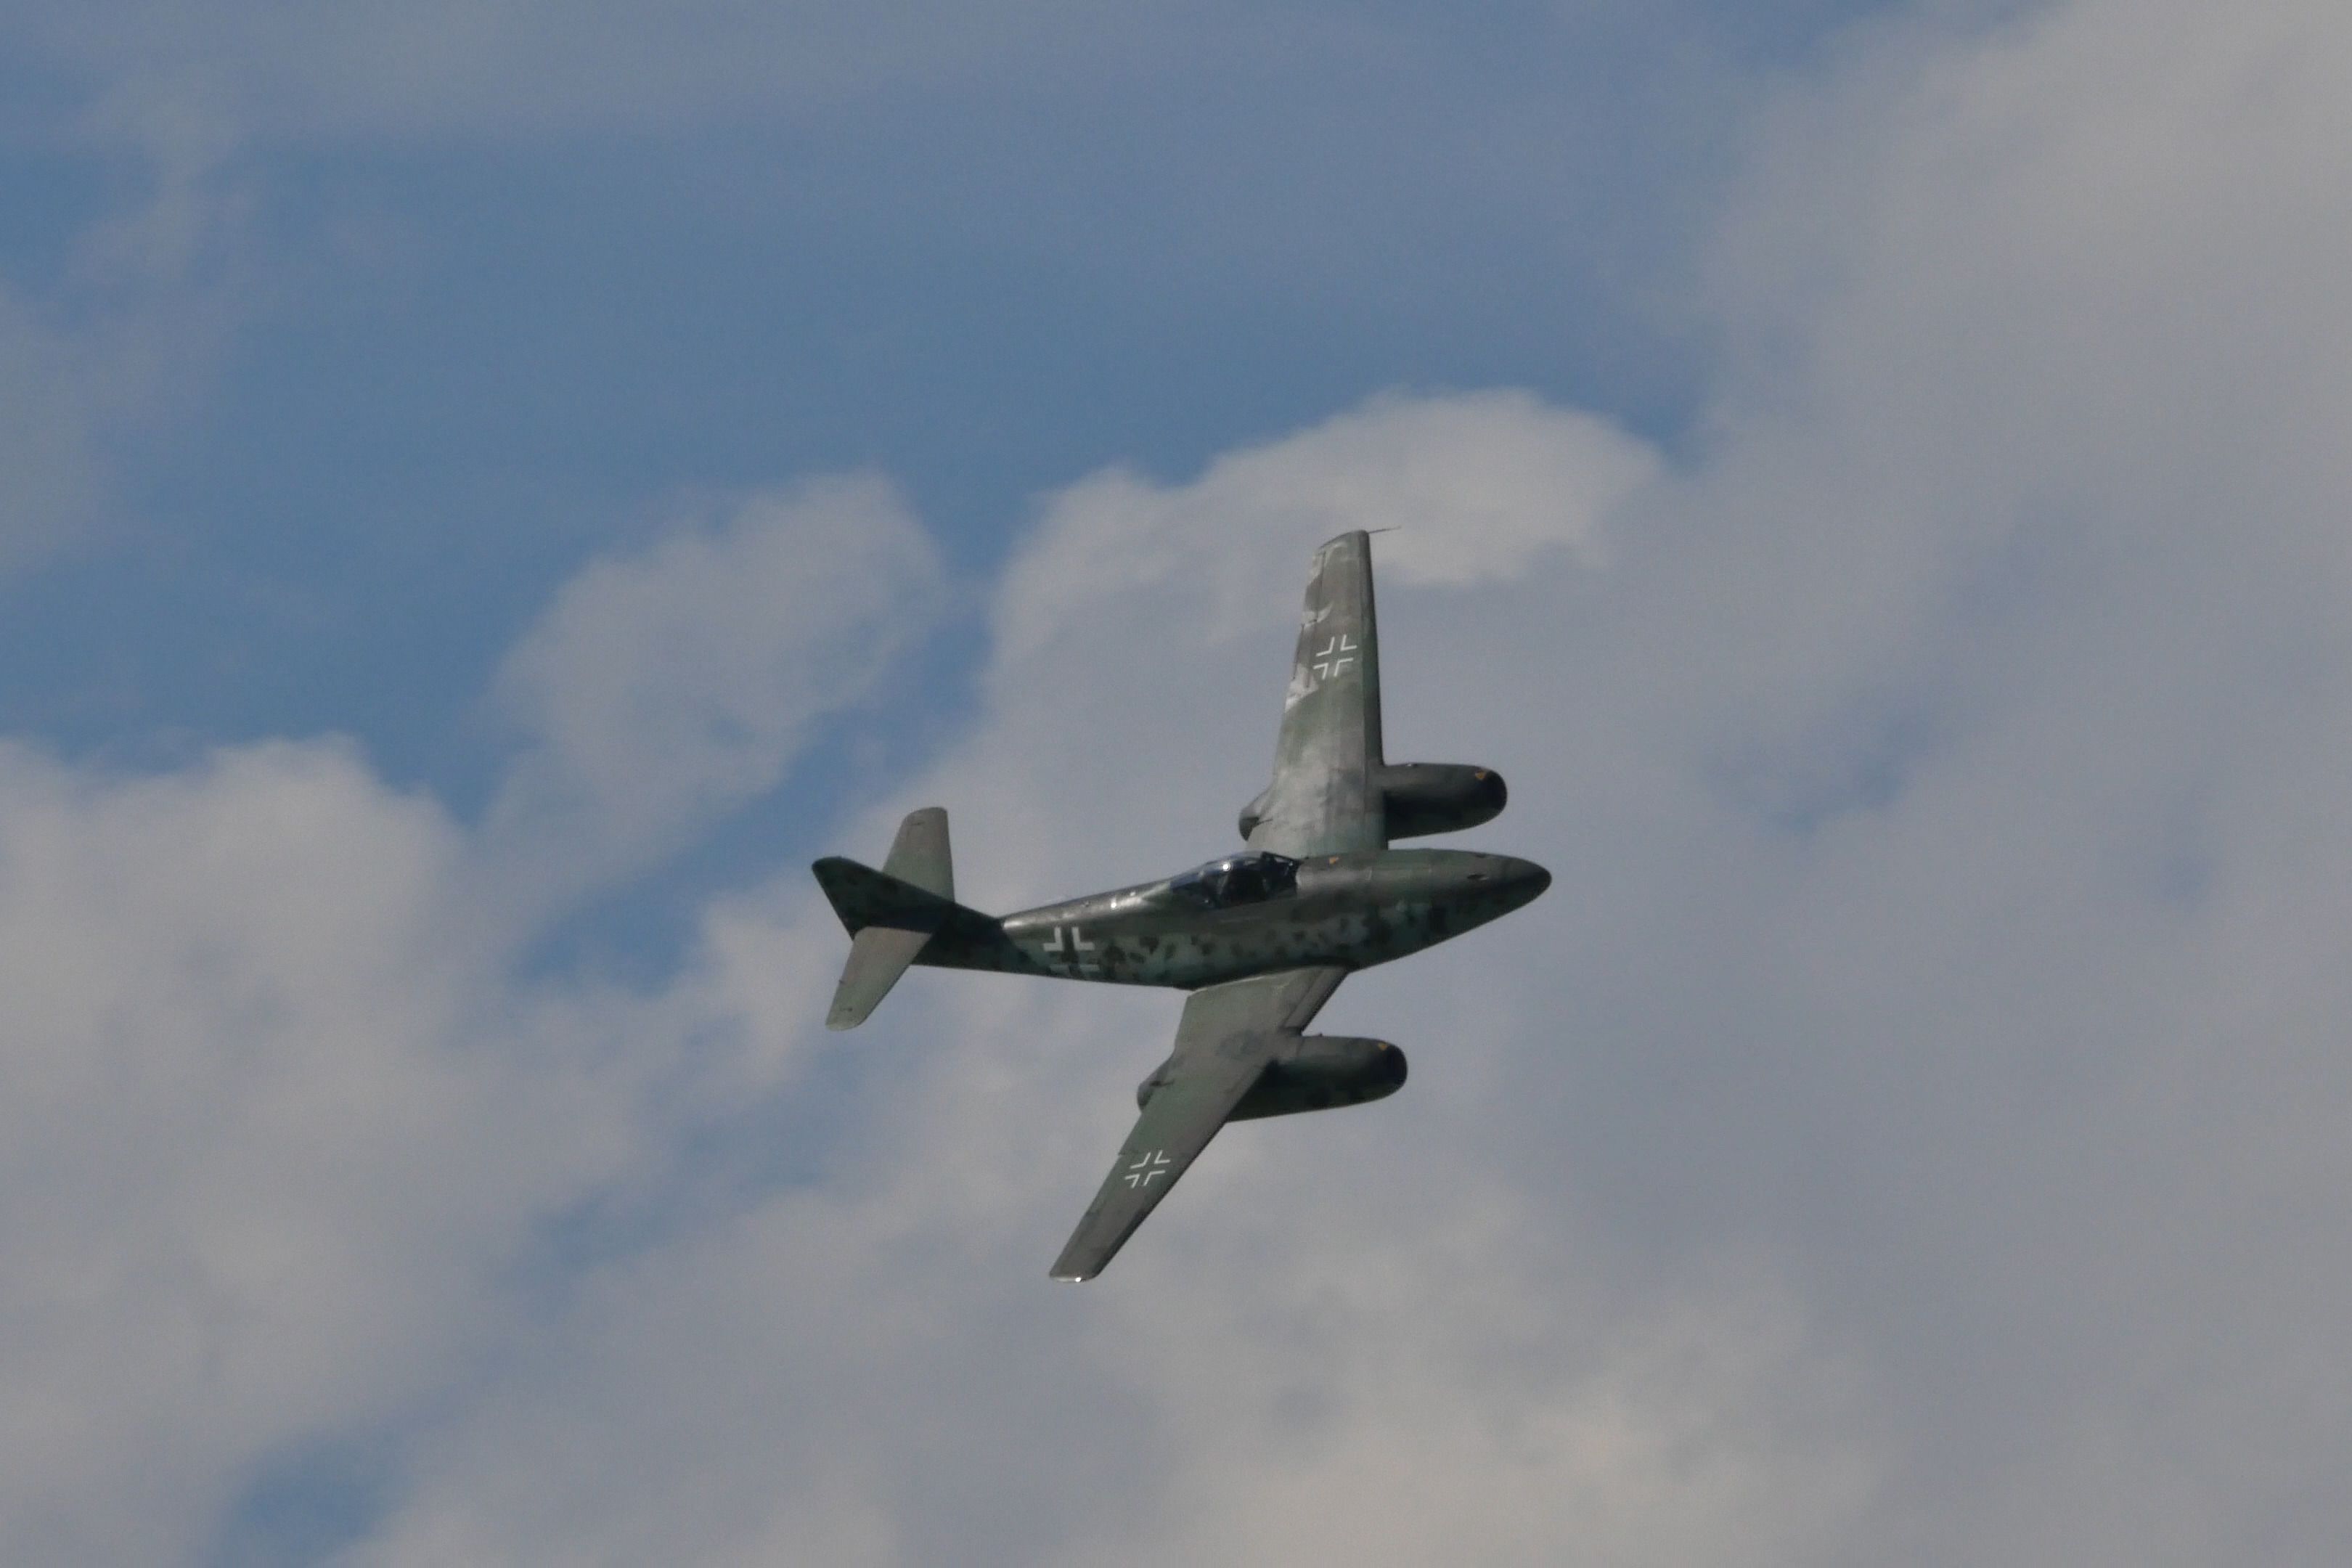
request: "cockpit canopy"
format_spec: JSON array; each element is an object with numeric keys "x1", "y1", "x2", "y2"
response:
[{"x1": 1168, "y1": 851, "x2": 1301, "y2": 910}]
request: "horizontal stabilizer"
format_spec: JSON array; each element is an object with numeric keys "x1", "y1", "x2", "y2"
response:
[
  {"x1": 827, "y1": 924, "x2": 931, "y2": 1030},
  {"x1": 812, "y1": 858, "x2": 947, "y2": 1031},
  {"x1": 812, "y1": 855, "x2": 957, "y2": 936}
]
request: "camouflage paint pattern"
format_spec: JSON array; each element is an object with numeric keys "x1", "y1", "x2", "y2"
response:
[
  {"x1": 1246, "y1": 530, "x2": 1388, "y2": 858},
  {"x1": 909, "y1": 847, "x2": 1549, "y2": 989}
]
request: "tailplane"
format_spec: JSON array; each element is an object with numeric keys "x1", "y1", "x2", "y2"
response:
[{"x1": 814, "y1": 808, "x2": 979, "y2": 1029}]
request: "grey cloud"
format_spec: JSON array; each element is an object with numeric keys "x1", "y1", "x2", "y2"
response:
[
  {"x1": 481, "y1": 475, "x2": 943, "y2": 912},
  {"x1": 346, "y1": 1, "x2": 2352, "y2": 1562},
  {"x1": 0, "y1": 262, "x2": 215, "y2": 579},
  {"x1": 0, "y1": 481, "x2": 940, "y2": 1561},
  {"x1": 0, "y1": 740, "x2": 624, "y2": 1562},
  {"x1": 332, "y1": 407, "x2": 1873, "y2": 1568},
  {"x1": 15, "y1": 1, "x2": 1296, "y2": 150},
  {"x1": 0, "y1": 89, "x2": 256, "y2": 582}
]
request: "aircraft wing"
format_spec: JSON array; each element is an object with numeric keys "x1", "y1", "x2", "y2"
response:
[
  {"x1": 1050, "y1": 965, "x2": 1346, "y2": 1281},
  {"x1": 1246, "y1": 531, "x2": 1387, "y2": 858}
]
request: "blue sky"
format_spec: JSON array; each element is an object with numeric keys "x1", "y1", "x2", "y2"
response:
[
  {"x1": 2, "y1": 1, "x2": 1880, "y2": 787},
  {"x1": 2, "y1": 0, "x2": 1908, "y2": 989},
  {"x1": 7, "y1": 1, "x2": 2352, "y2": 1564}
]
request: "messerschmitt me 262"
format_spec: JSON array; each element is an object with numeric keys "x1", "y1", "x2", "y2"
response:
[{"x1": 814, "y1": 531, "x2": 1551, "y2": 1280}]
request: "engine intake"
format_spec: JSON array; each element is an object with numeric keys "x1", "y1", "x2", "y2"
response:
[{"x1": 1137, "y1": 1035, "x2": 1408, "y2": 1120}]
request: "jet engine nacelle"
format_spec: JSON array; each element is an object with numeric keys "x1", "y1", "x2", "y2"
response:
[
  {"x1": 1235, "y1": 763, "x2": 1506, "y2": 842},
  {"x1": 1375, "y1": 762, "x2": 1506, "y2": 840},
  {"x1": 1137, "y1": 1035, "x2": 1408, "y2": 1120}
]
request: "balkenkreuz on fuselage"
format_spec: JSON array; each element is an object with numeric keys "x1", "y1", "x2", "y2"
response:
[{"x1": 926, "y1": 847, "x2": 1547, "y2": 989}]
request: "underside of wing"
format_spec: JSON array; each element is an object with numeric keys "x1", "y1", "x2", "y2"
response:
[
  {"x1": 1050, "y1": 966, "x2": 1346, "y2": 1281},
  {"x1": 1246, "y1": 531, "x2": 1387, "y2": 859}
]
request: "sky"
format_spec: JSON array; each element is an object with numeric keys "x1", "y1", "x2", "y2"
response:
[{"x1": 3, "y1": 0, "x2": 2350, "y2": 1562}]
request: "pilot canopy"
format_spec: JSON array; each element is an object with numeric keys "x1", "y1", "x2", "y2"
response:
[{"x1": 1168, "y1": 851, "x2": 1300, "y2": 910}]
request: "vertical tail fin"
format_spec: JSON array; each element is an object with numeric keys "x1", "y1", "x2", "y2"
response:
[
  {"x1": 814, "y1": 807, "x2": 959, "y2": 1030},
  {"x1": 878, "y1": 806, "x2": 952, "y2": 901}
]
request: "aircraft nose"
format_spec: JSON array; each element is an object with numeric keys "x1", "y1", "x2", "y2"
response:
[{"x1": 1493, "y1": 856, "x2": 1551, "y2": 905}]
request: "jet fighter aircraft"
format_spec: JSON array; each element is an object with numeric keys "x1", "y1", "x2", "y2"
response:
[{"x1": 814, "y1": 531, "x2": 1550, "y2": 1279}]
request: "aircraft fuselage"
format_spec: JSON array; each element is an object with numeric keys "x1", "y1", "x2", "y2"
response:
[{"x1": 915, "y1": 848, "x2": 1550, "y2": 990}]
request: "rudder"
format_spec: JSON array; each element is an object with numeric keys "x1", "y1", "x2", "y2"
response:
[{"x1": 880, "y1": 805, "x2": 952, "y2": 901}]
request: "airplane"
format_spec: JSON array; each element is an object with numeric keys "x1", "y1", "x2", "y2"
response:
[{"x1": 812, "y1": 530, "x2": 1551, "y2": 1280}]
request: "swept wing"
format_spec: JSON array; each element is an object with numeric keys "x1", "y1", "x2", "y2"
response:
[
  {"x1": 1050, "y1": 965, "x2": 1346, "y2": 1281},
  {"x1": 1246, "y1": 531, "x2": 1387, "y2": 858}
]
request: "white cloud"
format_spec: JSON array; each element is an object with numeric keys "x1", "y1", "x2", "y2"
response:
[
  {"x1": 0, "y1": 482, "x2": 939, "y2": 1562},
  {"x1": 0, "y1": 740, "x2": 611, "y2": 1562},
  {"x1": 997, "y1": 390, "x2": 1649, "y2": 653}
]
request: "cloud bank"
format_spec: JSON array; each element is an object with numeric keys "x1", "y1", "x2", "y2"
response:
[
  {"x1": 483, "y1": 476, "x2": 942, "y2": 909},
  {"x1": 1, "y1": 0, "x2": 2348, "y2": 1562}
]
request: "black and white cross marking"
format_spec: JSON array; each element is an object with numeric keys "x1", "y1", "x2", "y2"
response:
[
  {"x1": 1040, "y1": 924, "x2": 1100, "y2": 976},
  {"x1": 1124, "y1": 1151, "x2": 1172, "y2": 1188},
  {"x1": 1312, "y1": 633, "x2": 1357, "y2": 679}
]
